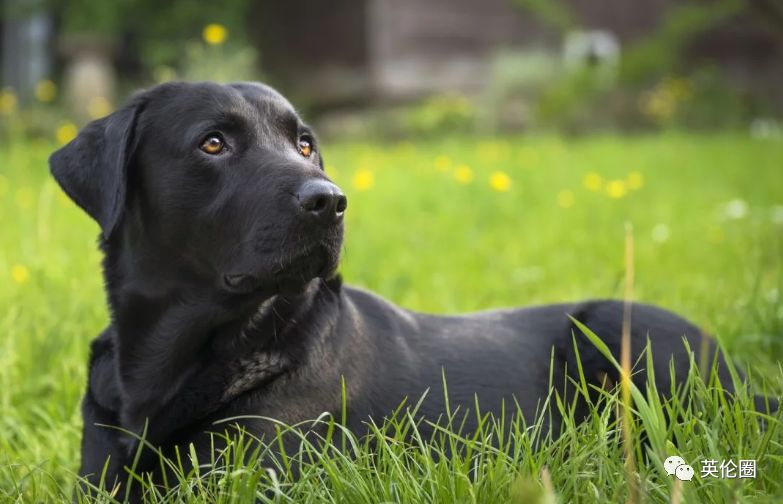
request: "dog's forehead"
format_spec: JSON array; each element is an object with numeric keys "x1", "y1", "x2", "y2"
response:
[
  {"x1": 225, "y1": 82, "x2": 298, "y2": 121},
  {"x1": 143, "y1": 81, "x2": 300, "y2": 135}
]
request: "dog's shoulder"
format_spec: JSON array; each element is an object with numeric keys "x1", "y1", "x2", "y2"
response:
[{"x1": 86, "y1": 327, "x2": 122, "y2": 414}]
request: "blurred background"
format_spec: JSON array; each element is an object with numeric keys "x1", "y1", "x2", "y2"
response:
[
  {"x1": 0, "y1": 0, "x2": 782, "y2": 352},
  {"x1": 1, "y1": 0, "x2": 782, "y2": 138}
]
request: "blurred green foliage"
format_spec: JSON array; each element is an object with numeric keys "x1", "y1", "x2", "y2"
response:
[
  {"x1": 49, "y1": 0, "x2": 252, "y2": 69},
  {"x1": 399, "y1": 94, "x2": 476, "y2": 137},
  {"x1": 619, "y1": 0, "x2": 744, "y2": 84},
  {"x1": 504, "y1": 0, "x2": 771, "y2": 133},
  {"x1": 1, "y1": 0, "x2": 779, "y2": 139}
]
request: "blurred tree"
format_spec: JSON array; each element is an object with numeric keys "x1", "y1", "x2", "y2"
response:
[{"x1": 49, "y1": 0, "x2": 253, "y2": 77}]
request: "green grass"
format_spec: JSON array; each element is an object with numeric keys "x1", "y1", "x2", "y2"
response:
[{"x1": 1, "y1": 132, "x2": 782, "y2": 502}]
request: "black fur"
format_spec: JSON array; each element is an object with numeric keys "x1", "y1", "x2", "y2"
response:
[{"x1": 50, "y1": 81, "x2": 770, "y2": 499}]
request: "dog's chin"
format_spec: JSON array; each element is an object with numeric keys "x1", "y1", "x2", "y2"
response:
[
  {"x1": 223, "y1": 245, "x2": 340, "y2": 297},
  {"x1": 273, "y1": 247, "x2": 340, "y2": 296}
]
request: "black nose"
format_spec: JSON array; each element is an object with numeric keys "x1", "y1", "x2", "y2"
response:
[{"x1": 296, "y1": 179, "x2": 347, "y2": 221}]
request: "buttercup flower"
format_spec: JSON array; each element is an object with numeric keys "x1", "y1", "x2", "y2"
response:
[
  {"x1": 453, "y1": 165, "x2": 473, "y2": 184},
  {"x1": 0, "y1": 87, "x2": 17, "y2": 115},
  {"x1": 35, "y1": 80, "x2": 57, "y2": 102},
  {"x1": 352, "y1": 168, "x2": 374, "y2": 191},
  {"x1": 11, "y1": 264, "x2": 29, "y2": 285},
  {"x1": 56, "y1": 122, "x2": 78, "y2": 145},
  {"x1": 489, "y1": 171, "x2": 512, "y2": 192},
  {"x1": 605, "y1": 179, "x2": 628, "y2": 199},
  {"x1": 583, "y1": 172, "x2": 603, "y2": 192},
  {"x1": 434, "y1": 155, "x2": 451, "y2": 172},
  {"x1": 87, "y1": 96, "x2": 113, "y2": 119},
  {"x1": 203, "y1": 24, "x2": 228, "y2": 45}
]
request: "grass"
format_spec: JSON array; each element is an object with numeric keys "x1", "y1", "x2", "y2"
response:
[{"x1": 1, "y1": 131, "x2": 782, "y2": 502}]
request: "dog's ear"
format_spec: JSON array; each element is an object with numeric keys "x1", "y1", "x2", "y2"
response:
[{"x1": 49, "y1": 99, "x2": 144, "y2": 239}]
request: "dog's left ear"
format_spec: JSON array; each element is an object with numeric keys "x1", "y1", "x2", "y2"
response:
[{"x1": 49, "y1": 99, "x2": 144, "y2": 240}]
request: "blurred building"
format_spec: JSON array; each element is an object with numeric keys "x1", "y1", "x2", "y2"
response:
[
  {"x1": 1, "y1": 1, "x2": 52, "y2": 102},
  {"x1": 1, "y1": 0, "x2": 782, "y2": 114},
  {"x1": 252, "y1": 0, "x2": 783, "y2": 110}
]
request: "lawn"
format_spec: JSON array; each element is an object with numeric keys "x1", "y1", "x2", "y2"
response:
[{"x1": 1, "y1": 132, "x2": 782, "y2": 502}]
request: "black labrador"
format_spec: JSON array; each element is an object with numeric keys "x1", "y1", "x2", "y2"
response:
[{"x1": 50, "y1": 81, "x2": 761, "y2": 495}]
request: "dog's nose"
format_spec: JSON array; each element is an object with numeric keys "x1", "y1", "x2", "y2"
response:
[{"x1": 296, "y1": 179, "x2": 347, "y2": 221}]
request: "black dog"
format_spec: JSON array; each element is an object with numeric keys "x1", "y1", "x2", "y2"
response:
[{"x1": 50, "y1": 81, "x2": 757, "y2": 495}]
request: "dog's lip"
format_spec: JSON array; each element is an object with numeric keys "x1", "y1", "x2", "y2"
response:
[
  {"x1": 223, "y1": 273, "x2": 261, "y2": 294},
  {"x1": 224, "y1": 243, "x2": 338, "y2": 295}
]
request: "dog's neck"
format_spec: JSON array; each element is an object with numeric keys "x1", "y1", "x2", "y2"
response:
[{"x1": 100, "y1": 234, "x2": 342, "y2": 435}]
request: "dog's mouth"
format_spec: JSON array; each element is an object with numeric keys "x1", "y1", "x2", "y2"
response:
[
  {"x1": 223, "y1": 273, "x2": 263, "y2": 294},
  {"x1": 223, "y1": 243, "x2": 339, "y2": 296}
]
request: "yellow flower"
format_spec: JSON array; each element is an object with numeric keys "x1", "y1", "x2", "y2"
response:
[
  {"x1": 605, "y1": 179, "x2": 628, "y2": 199},
  {"x1": 56, "y1": 122, "x2": 78, "y2": 145},
  {"x1": 15, "y1": 188, "x2": 35, "y2": 209},
  {"x1": 0, "y1": 87, "x2": 17, "y2": 115},
  {"x1": 488, "y1": 171, "x2": 512, "y2": 192},
  {"x1": 557, "y1": 190, "x2": 575, "y2": 209},
  {"x1": 583, "y1": 172, "x2": 603, "y2": 192},
  {"x1": 11, "y1": 264, "x2": 30, "y2": 285},
  {"x1": 352, "y1": 168, "x2": 374, "y2": 191},
  {"x1": 87, "y1": 96, "x2": 113, "y2": 119},
  {"x1": 627, "y1": 171, "x2": 644, "y2": 190},
  {"x1": 639, "y1": 81, "x2": 680, "y2": 124},
  {"x1": 35, "y1": 80, "x2": 57, "y2": 102},
  {"x1": 434, "y1": 155, "x2": 451, "y2": 172},
  {"x1": 203, "y1": 24, "x2": 228, "y2": 45},
  {"x1": 453, "y1": 165, "x2": 473, "y2": 184}
]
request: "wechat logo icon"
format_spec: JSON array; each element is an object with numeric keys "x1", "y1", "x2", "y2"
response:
[{"x1": 664, "y1": 455, "x2": 694, "y2": 481}]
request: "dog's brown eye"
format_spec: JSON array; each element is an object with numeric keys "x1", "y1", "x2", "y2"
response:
[
  {"x1": 200, "y1": 134, "x2": 224, "y2": 155},
  {"x1": 298, "y1": 137, "x2": 313, "y2": 158}
]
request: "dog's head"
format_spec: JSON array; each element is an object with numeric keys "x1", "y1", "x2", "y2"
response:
[{"x1": 50, "y1": 81, "x2": 346, "y2": 296}]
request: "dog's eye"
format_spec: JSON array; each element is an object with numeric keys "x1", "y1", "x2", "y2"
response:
[
  {"x1": 200, "y1": 134, "x2": 225, "y2": 155},
  {"x1": 298, "y1": 136, "x2": 313, "y2": 158}
]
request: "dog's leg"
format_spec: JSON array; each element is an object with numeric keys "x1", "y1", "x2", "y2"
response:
[
  {"x1": 76, "y1": 331, "x2": 132, "y2": 499},
  {"x1": 561, "y1": 300, "x2": 777, "y2": 412}
]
